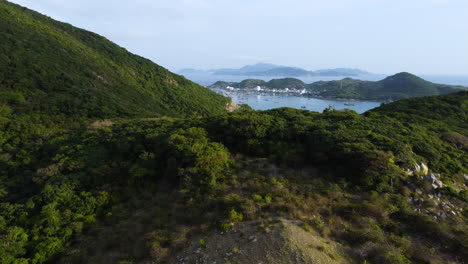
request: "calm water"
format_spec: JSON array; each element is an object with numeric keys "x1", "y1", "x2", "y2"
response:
[
  {"x1": 182, "y1": 72, "x2": 468, "y2": 113},
  {"x1": 186, "y1": 73, "x2": 385, "y2": 113},
  {"x1": 230, "y1": 93, "x2": 382, "y2": 113}
]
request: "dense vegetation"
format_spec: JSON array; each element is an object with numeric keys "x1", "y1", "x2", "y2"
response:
[
  {"x1": 372, "y1": 91, "x2": 468, "y2": 130},
  {"x1": 308, "y1": 72, "x2": 466, "y2": 100},
  {"x1": 1, "y1": 91, "x2": 467, "y2": 263},
  {"x1": 1, "y1": 1, "x2": 467, "y2": 264},
  {"x1": 210, "y1": 73, "x2": 466, "y2": 101},
  {"x1": 0, "y1": 0, "x2": 229, "y2": 120}
]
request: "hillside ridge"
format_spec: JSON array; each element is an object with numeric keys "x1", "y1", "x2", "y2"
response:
[{"x1": 0, "y1": 0, "x2": 229, "y2": 119}]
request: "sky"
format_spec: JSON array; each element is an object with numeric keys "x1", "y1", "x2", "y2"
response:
[{"x1": 8, "y1": 0, "x2": 468, "y2": 75}]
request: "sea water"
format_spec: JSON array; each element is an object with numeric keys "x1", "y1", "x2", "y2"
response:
[
  {"x1": 231, "y1": 93, "x2": 382, "y2": 114},
  {"x1": 182, "y1": 73, "x2": 468, "y2": 113}
]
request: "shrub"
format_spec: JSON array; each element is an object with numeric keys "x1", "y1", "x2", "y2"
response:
[{"x1": 228, "y1": 209, "x2": 243, "y2": 223}]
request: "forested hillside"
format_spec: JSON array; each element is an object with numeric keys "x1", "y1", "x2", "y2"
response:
[
  {"x1": 0, "y1": 1, "x2": 466, "y2": 264},
  {"x1": 0, "y1": 0, "x2": 229, "y2": 119},
  {"x1": 1, "y1": 92, "x2": 467, "y2": 263},
  {"x1": 307, "y1": 72, "x2": 466, "y2": 100},
  {"x1": 210, "y1": 73, "x2": 466, "y2": 101}
]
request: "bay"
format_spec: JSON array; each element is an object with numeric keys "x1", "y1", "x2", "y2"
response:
[
  {"x1": 229, "y1": 92, "x2": 382, "y2": 113},
  {"x1": 182, "y1": 72, "x2": 468, "y2": 113}
]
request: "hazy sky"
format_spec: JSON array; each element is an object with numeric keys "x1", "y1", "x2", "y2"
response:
[{"x1": 9, "y1": 0, "x2": 468, "y2": 75}]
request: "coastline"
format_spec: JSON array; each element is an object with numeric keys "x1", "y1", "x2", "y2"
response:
[
  {"x1": 209, "y1": 86, "x2": 388, "y2": 103},
  {"x1": 303, "y1": 94, "x2": 387, "y2": 103}
]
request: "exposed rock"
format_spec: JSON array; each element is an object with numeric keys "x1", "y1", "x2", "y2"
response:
[
  {"x1": 89, "y1": 119, "x2": 115, "y2": 129},
  {"x1": 424, "y1": 173, "x2": 444, "y2": 189},
  {"x1": 36, "y1": 162, "x2": 64, "y2": 178},
  {"x1": 420, "y1": 163, "x2": 429, "y2": 175},
  {"x1": 437, "y1": 212, "x2": 449, "y2": 219},
  {"x1": 226, "y1": 101, "x2": 238, "y2": 112},
  {"x1": 249, "y1": 235, "x2": 257, "y2": 243}
]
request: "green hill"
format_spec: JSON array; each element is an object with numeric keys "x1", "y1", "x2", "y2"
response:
[
  {"x1": 0, "y1": 1, "x2": 229, "y2": 119},
  {"x1": 266, "y1": 77, "x2": 306, "y2": 89},
  {"x1": 370, "y1": 91, "x2": 468, "y2": 130},
  {"x1": 307, "y1": 72, "x2": 466, "y2": 100},
  {"x1": 2, "y1": 90, "x2": 467, "y2": 263},
  {"x1": 238, "y1": 79, "x2": 267, "y2": 88},
  {"x1": 209, "y1": 78, "x2": 306, "y2": 89},
  {"x1": 210, "y1": 73, "x2": 465, "y2": 100}
]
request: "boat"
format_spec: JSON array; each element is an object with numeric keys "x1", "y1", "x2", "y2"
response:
[
  {"x1": 301, "y1": 106, "x2": 306, "y2": 109},
  {"x1": 344, "y1": 103, "x2": 355, "y2": 106}
]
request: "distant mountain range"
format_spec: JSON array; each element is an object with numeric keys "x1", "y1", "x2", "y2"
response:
[
  {"x1": 179, "y1": 63, "x2": 372, "y2": 77},
  {"x1": 209, "y1": 72, "x2": 467, "y2": 101}
]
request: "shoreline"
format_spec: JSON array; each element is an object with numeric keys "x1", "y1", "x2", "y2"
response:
[
  {"x1": 214, "y1": 88, "x2": 387, "y2": 103},
  {"x1": 303, "y1": 94, "x2": 387, "y2": 103}
]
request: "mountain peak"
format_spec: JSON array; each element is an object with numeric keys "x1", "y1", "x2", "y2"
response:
[
  {"x1": 388, "y1": 72, "x2": 420, "y2": 79},
  {"x1": 380, "y1": 72, "x2": 429, "y2": 85}
]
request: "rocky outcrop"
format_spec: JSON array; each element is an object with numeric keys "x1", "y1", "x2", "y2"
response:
[
  {"x1": 405, "y1": 162, "x2": 429, "y2": 176},
  {"x1": 424, "y1": 173, "x2": 444, "y2": 189},
  {"x1": 420, "y1": 163, "x2": 429, "y2": 175},
  {"x1": 226, "y1": 101, "x2": 238, "y2": 112},
  {"x1": 405, "y1": 162, "x2": 445, "y2": 189},
  {"x1": 88, "y1": 119, "x2": 115, "y2": 129}
]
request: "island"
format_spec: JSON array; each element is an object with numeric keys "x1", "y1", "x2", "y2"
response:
[{"x1": 208, "y1": 72, "x2": 467, "y2": 101}]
